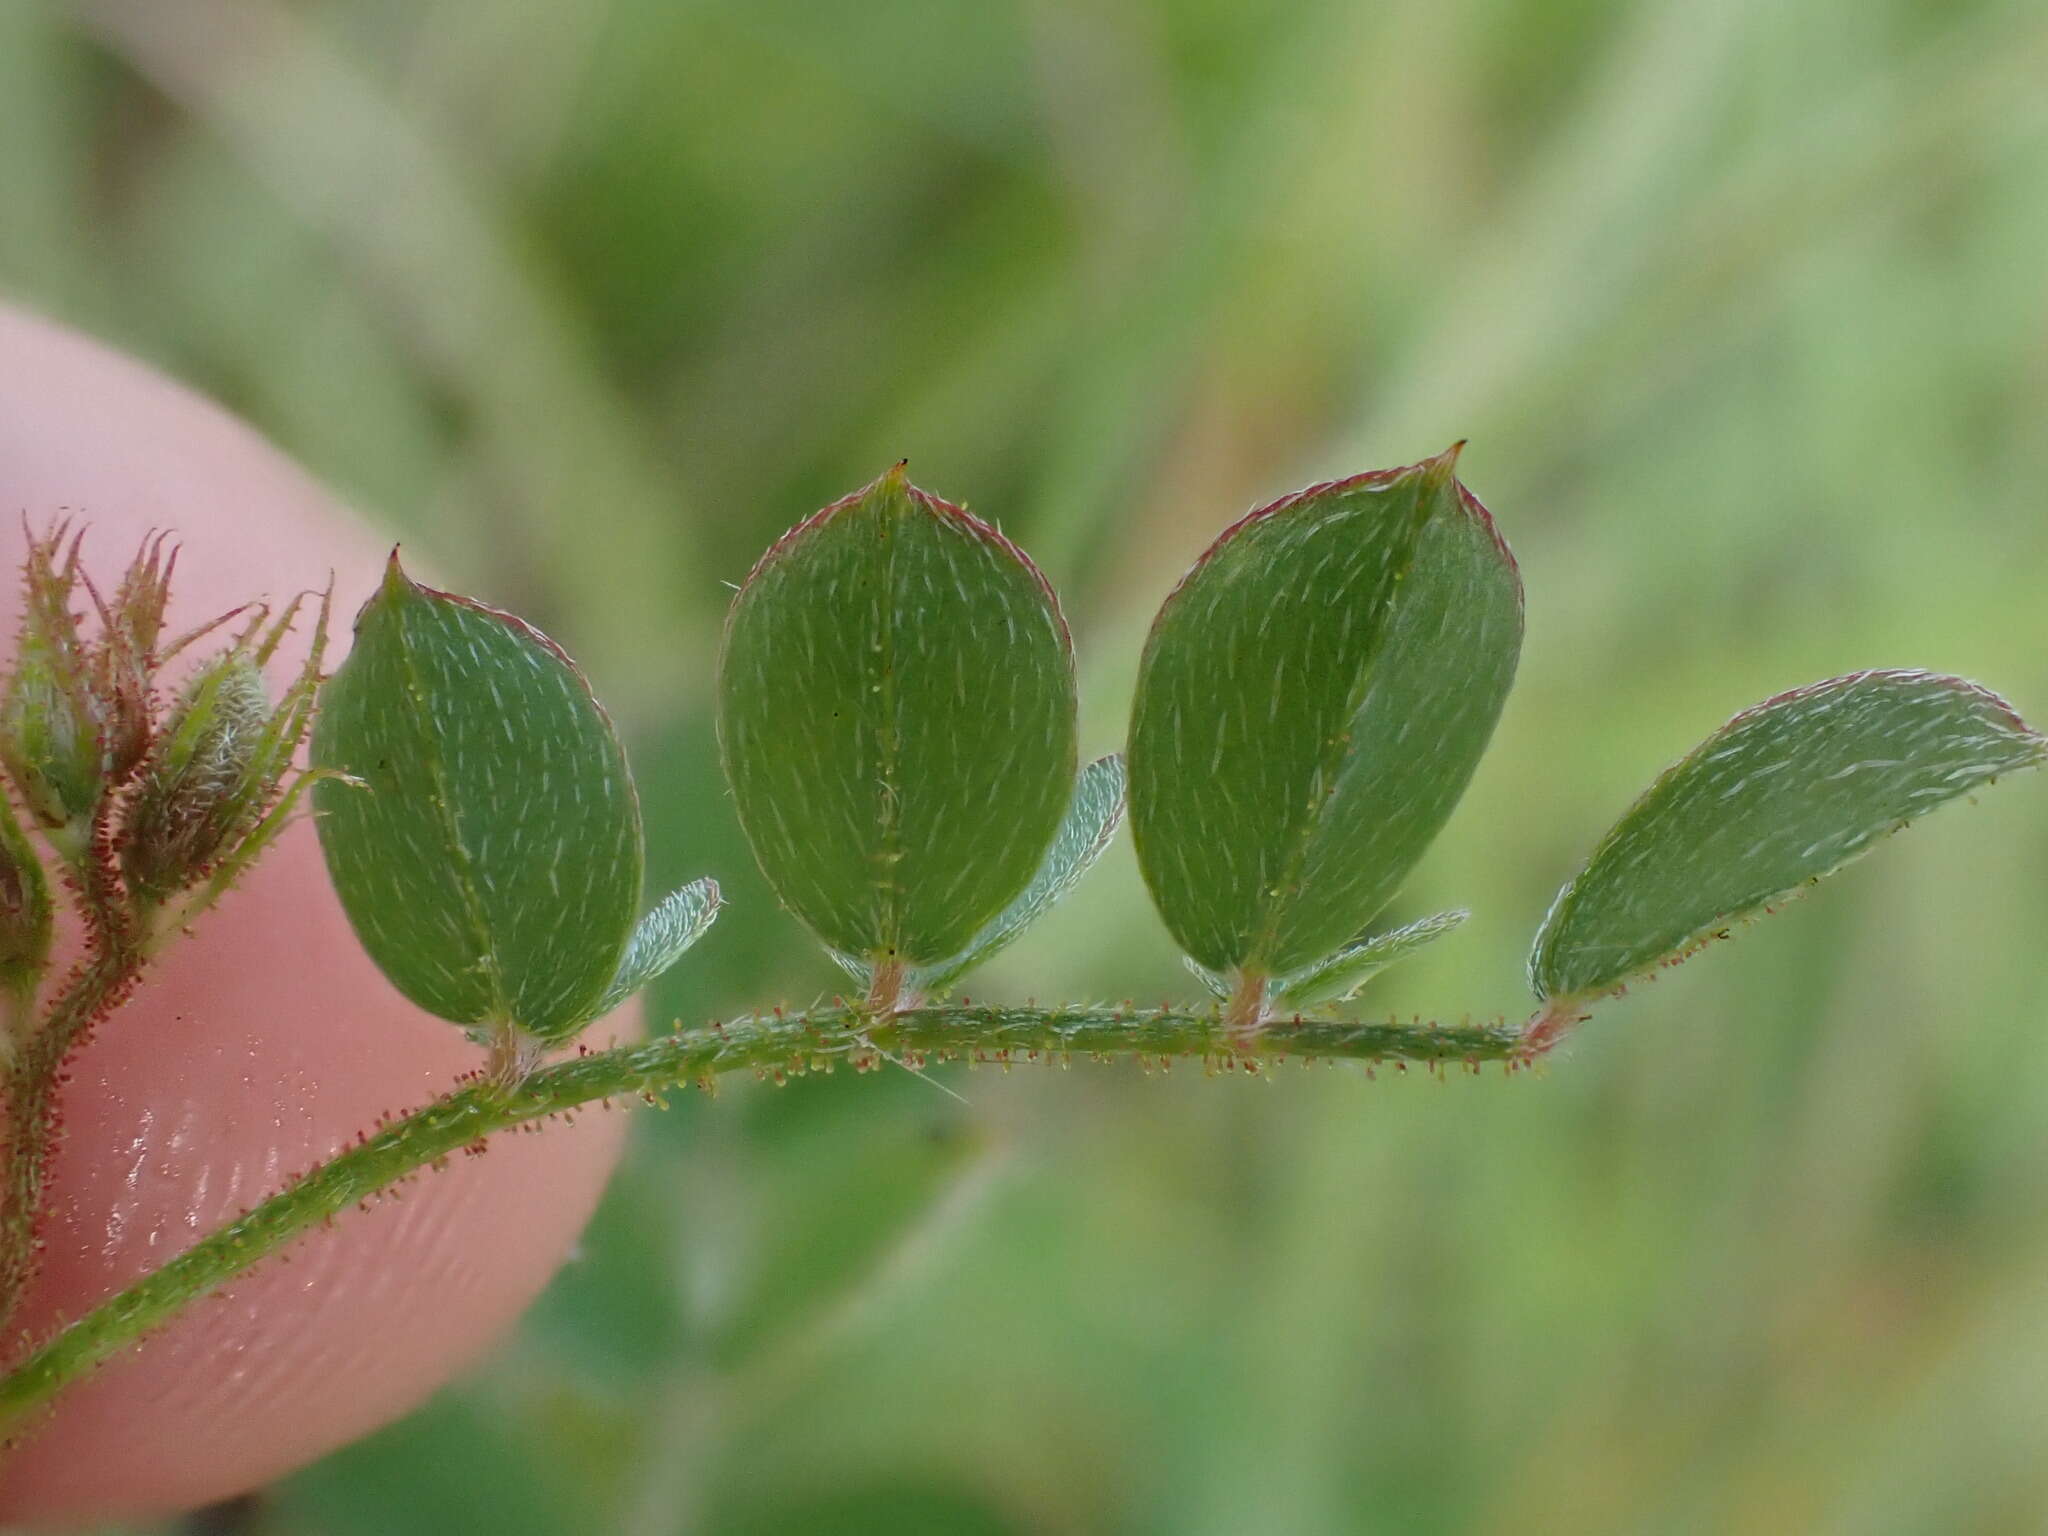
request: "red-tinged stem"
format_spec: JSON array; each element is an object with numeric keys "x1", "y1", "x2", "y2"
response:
[
  {"x1": 0, "y1": 953, "x2": 145, "y2": 1333},
  {"x1": 0, "y1": 808, "x2": 147, "y2": 1333},
  {"x1": 1519, "y1": 996, "x2": 1593, "y2": 1057},
  {"x1": 865, "y1": 955, "x2": 906, "y2": 1016},
  {"x1": 1224, "y1": 968, "x2": 1268, "y2": 1043}
]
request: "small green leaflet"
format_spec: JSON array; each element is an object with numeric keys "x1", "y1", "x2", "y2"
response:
[
  {"x1": 910, "y1": 754, "x2": 1126, "y2": 994},
  {"x1": 1530, "y1": 670, "x2": 2047, "y2": 1003},
  {"x1": 1183, "y1": 956, "x2": 1231, "y2": 999},
  {"x1": 1185, "y1": 909, "x2": 1467, "y2": 1009},
  {"x1": 717, "y1": 467, "x2": 1078, "y2": 970},
  {"x1": 312, "y1": 557, "x2": 643, "y2": 1042},
  {"x1": 1274, "y1": 909, "x2": 1469, "y2": 1009},
  {"x1": 593, "y1": 877, "x2": 723, "y2": 1016},
  {"x1": 1127, "y1": 447, "x2": 1522, "y2": 983}
]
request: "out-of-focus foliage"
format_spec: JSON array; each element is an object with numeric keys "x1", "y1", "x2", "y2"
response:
[{"x1": 7, "y1": 0, "x2": 2048, "y2": 1530}]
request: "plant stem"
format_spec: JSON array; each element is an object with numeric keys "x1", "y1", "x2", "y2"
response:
[
  {"x1": 0, "y1": 821, "x2": 146, "y2": 1333},
  {"x1": 0, "y1": 953, "x2": 145, "y2": 1328},
  {"x1": 0, "y1": 1001, "x2": 1522, "y2": 1433}
]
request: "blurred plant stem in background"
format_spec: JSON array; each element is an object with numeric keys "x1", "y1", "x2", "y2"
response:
[{"x1": 7, "y1": 0, "x2": 2048, "y2": 1530}]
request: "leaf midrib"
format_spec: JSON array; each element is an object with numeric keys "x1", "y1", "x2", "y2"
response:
[
  {"x1": 1243, "y1": 502, "x2": 1430, "y2": 975},
  {"x1": 392, "y1": 602, "x2": 513, "y2": 1024},
  {"x1": 867, "y1": 496, "x2": 904, "y2": 959}
]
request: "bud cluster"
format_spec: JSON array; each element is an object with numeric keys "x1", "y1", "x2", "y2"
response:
[{"x1": 0, "y1": 524, "x2": 331, "y2": 1002}]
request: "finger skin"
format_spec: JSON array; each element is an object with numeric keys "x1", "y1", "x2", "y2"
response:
[{"x1": 0, "y1": 306, "x2": 630, "y2": 1523}]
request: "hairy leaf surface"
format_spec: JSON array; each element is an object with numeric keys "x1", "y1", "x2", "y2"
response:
[
  {"x1": 595, "y1": 877, "x2": 723, "y2": 1015},
  {"x1": 1531, "y1": 670, "x2": 2046, "y2": 1002},
  {"x1": 312, "y1": 558, "x2": 642, "y2": 1040},
  {"x1": 911, "y1": 753, "x2": 1126, "y2": 993},
  {"x1": 1127, "y1": 448, "x2": 1521, "y2": 977},
  {"x1": 717, "y1": 468, "x2": 1077, "y2": 967},
  {"x1": 1274, "y1": 908, "x2": 1469, "y2": 1008}
]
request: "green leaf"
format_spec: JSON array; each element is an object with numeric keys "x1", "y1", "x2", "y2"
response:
[
  {"x1": 1530, "y1": 670, "x2": 2048, "y2": 1003},
  {"x1": 716, "y1": 466, "x2": 1077, "y2": 971},
  {"x1": 909, "y1": 753, "x2": 1126, "y2": 994},
  {"x1": 311, "y1": 557, "x2": 643, "y2": 1042},
  {"x1": 1127, "y1": 446, "x2": 1522, "y2": 982},
  {"x1": 593, "y1": 876, "x2": 722, "y2": 1016},
  {"x1": 1274, "y1": 908, "x2": 1469, "y2": 1009}
]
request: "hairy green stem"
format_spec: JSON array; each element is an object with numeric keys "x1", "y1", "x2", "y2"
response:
[{"x1": 0, "y1": 1001, "x2": 1522, "y2": 1435}]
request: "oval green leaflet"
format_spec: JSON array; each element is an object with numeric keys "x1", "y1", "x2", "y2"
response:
[
  {"x1": 1127, "y1": 447, "x2": 1522, "y2": 1016},
  {"x1": 313, "y1": 556, "x2": 717, "y2": 1050},
  {"x1": 717, "y1": 467, "x2": 1079, "y2": 992},
  {"x1": 1529, "y1": 669, "x2": 2047, "y2": 1009}
]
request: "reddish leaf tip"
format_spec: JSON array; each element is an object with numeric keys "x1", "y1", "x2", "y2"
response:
[{"x1": 1421, "y1": 440, "x2": 1467, "y2": 491}]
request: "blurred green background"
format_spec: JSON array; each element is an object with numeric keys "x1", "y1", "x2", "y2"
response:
[{"x1": 8, "y1": 0, "x2": 2048, "y2": 1530}]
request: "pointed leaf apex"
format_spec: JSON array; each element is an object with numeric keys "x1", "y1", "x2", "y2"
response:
[
  {"x1": 377, "y1": 546, "x2": 419, "y2": 604},
  {"x1": 1421, "y1": 441, "x2": 1467, "y2": 494}
]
